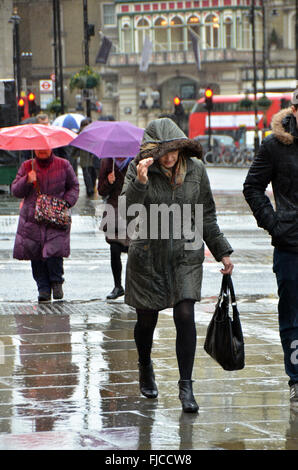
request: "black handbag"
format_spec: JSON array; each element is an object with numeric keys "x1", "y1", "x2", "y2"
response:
[{"x1": 204, "y1": 274, "x2": 245, "y2": 371}]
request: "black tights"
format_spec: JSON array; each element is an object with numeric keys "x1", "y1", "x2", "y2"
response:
[
  {"x1": 110, "y1": 242, "x2": 125, "y2": 287},
  {"x1": 134, "y1": 300, "x2": 196, "y2": 380}
]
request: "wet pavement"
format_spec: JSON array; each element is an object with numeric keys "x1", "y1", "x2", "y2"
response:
[{"x1": 0, "y1": 168, "x2": 297, "y2": 451}]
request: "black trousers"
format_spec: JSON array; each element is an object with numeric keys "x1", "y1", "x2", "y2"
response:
[
  {"x1": 82, "y1": 167, "x2": 97, "y2": 195},
  {"x1": 273, "y1": 248, "x2": 298, "y2": 386},
  {"x1": 31, "y1": 257, "x2": 64, "y2": 294},
  {"x1": 110, "y1": 242, "x2": 128, "y2": 288}
]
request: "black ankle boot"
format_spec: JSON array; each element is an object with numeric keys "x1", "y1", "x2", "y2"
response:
[
  {"x1": 138, "y1": 362, "x2": 158, "y2": 399},
  {"x1": 178, "y1": 380, "x2": 199, "y2": 413}
]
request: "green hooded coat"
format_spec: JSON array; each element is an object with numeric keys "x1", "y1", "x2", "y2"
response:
[{"x1": 120, "y1": 118, "x2": 233, "y2": 310}]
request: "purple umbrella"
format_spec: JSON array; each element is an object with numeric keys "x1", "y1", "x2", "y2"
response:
[{"x1": 70, "y1": 121, "x2": 144, "y2": 159}]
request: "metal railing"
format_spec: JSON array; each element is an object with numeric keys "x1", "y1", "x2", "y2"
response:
[{"x1": 203, "y1": 147, "x2": 255, "y2": 167}]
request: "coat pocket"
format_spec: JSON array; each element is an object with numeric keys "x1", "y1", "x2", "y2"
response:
[
  {"x1": 128, "y1": 240, "x2": 152, "y2": 273},
  {"x1": 183, "y1": 243, "x2": 205, "y2": 265},
  {"x1": 271, "y1": 210, "x2": 298, "y2": 241}
]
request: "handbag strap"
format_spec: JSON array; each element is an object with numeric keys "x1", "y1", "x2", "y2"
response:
[
  {"x1": 219, "y1": 274, "x2": 237, "y2": 307},
  {"x1": 226, "y1": 275, "x2": 237, "y2": 306},
  {"x1": 31, "y1": 159, "x2": 41, "y2": 194}
]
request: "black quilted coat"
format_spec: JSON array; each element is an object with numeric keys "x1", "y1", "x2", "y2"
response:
[{"x1": 243, "y1": 107, "x2": 298, "y2": 253}]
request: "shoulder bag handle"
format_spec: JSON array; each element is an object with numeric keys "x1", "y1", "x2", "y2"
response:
[
  {"x1": 31, "y1": 159, "x2": 41, "y2": 194},
  {"x1": 219, "y1": 274, "x2": 237, "y2": 307}
]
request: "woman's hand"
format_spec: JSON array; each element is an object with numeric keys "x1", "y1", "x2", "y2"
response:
[
  {"x1": 220, "y1": 256, "x2": 234, "y2": 275},
  {"x1": 108, "y1": 171, "x2": 116, "y2": 184},
  {"x1": 136, "y1": 157, "x2": 154, "y2": 185},
  {"x1": 27, "y1": 170, "x2": 37, "y2": 184}
]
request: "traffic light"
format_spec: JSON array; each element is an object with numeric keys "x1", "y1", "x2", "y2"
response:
[
  {"x1": 173, "y1": 96, "x2": 184, "y2": 116},
  {"x1": 17, "y1": 97, "x2": 25, "y2": 119},
  {"x1": 28, "y1": 92, "x2": 38, "y2": 116},
  {"x1": 204, "y1": 88, "x2": 213, "y2": 112}
]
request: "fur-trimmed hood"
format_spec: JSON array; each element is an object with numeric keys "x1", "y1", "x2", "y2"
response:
[
  {"x1": 271, "y1": 107, "x2": 298, "y2": 145},
  {"x1": 134, "y1": 118, "x2": 202, "y2": 163}
]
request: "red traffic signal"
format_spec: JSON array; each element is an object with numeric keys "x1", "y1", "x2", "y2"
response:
[
  {"x1": 28, "y1": 92, "x2": 36, "y2": 101},
  {"x1": 18, "y1": 98, "x2": 25, "y2": 107},
  {"x1": 173, "y1": 96, "x2": 181, "y2": 106},
  {"x1": 205, "y1": 88, "x2": 213, "y2": 99},
  {"x1": 27, "y1": 92, "x2": 38, "y2": 116},
  {"x1": 204, "y1": 88, "x2": 213, "y2": 111}
]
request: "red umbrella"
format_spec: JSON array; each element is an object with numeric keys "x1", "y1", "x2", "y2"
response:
[{"x1": 0, "y1": 124, "x2": 77, "y2": 150}]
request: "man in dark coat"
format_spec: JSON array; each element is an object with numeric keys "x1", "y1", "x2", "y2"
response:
[{"x1": 243, "y1": 89, "x2": 298, "y2": 407}]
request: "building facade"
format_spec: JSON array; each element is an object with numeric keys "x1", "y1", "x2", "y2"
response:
[{"x1": 3, "y1": 0, "x2": 298, "y2": 132}]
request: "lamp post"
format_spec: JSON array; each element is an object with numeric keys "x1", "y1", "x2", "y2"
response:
[
  {"x1": 151, "y1": 90, "x2": 160, "y2": 109},
  {"x1": 261, "y1": 0, "x2": 267, "y2": 97},
  {"x1": 52, "y1": 0, "x2": 64, "y2": 114},
  {"x1": 9, "y1": 7, "x2": 21, "y2": 119},
  {"x1": 296, "y1": 0, "x2": 298, "y2": 84},
  {"x1": 250, "y1": 0, "x2": 259, "y2": 154},
  {"x1": 139, "y1": 90, "x2": 148, "y2": 109},
  {"x1": 83, "y1": 0, "x2": 91, "y2": 117},
  {"x1": 52, "y1": 0, "x2": 59, "y2": 101}
]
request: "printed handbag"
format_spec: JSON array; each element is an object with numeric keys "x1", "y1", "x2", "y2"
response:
[
  {"x1": 34, "y1": 192, "x2": 71, "y2": 230},
  {"x1": 203, "y1": 274, "x2": 245, "y2": 371}
]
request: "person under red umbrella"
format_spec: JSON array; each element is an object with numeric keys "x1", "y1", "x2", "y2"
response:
[{"x1": 11, "y1": 146, "x2": 79, "y2": 302}]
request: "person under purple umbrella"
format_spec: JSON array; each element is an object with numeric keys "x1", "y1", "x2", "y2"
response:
[{"x1": 98, "y1": 156, "x2": 132, "y2": 299}]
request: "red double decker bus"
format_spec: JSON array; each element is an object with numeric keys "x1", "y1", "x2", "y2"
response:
[{"x1": 188, "y1": 92, "x2": 292, "y2": 143}]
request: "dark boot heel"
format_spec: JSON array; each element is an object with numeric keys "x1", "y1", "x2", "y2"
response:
[
  {"x1": 138, "y1": 361, "x2": 158, "y2": 399},
  {"x1": 178, "y1": 380, "x2": 199, "y2": 413}
]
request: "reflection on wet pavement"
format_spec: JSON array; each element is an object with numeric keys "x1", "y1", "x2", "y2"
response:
[
  {"x1": 0, "y1": 168, "x2": 297, "y2": 450},
  {"x1": 0, "y1": 297, "x2": 297, "y2": 450}
]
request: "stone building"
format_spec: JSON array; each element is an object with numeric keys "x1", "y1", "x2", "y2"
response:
[{"x1": 2, "y1": 0, "x2": 298, "y2": 131}]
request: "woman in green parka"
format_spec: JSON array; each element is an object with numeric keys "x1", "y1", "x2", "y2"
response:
[{"x1": 120, "y1": 118, "x2": 234, "y2": 413}]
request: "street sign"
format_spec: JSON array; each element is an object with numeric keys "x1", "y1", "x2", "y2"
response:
[{"x1": 40, "y1": 80, "x2": 53, "y2": 92}]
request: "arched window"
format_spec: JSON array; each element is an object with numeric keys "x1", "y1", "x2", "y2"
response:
[
  {"x1": 170, "y1": 16, "x2": 184, "y2": 51},
  {"x1": 224, "y1": 17, "x2": 233, "y2": 48},
  {"x1": 136, "y1": 18, "x2": 150, "y2": 53},
  {"x1": 154, "y1": 17, "x2": 168, "y2": 51},
  {"x1": 205, "y1": 14, "x2": 219, "y2": 49},
  {"x1": 121, "y1": 23, "x2": 132, "y2": 53},
  {"x1": 187, "y1": 15, "x2": 201, "y2": 49}
]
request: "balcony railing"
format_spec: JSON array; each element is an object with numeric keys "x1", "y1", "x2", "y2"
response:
[
  {"x1": 241, "y1": 64, "x2": 296, "y2": 81},
  {"x1": 108, "y1": 49, "x2": 262, "y2": 67}
]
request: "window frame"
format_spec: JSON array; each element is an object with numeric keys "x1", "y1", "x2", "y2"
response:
[{"x1": 102, "y1": 3, "x2": 116, "y2": 28}]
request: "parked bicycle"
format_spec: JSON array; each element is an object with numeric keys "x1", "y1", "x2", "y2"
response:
[{"x1": 203, "y1": 147, "x2": 255, "y2": 168}]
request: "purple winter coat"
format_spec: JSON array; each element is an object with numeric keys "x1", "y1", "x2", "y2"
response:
[{"x1": 11, "y1": 153, "x2": 79, "y2": 260}]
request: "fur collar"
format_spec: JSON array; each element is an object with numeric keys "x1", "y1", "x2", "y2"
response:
[
  {"x1": 271, "y1": 107, "x2": 295, "y2": 145},
  {"x1": 135, "y1": 139, "x2": 202, "y2": 163}
]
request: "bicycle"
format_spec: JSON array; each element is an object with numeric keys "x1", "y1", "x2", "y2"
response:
[
  {"x1": 240, "y1": 147, "x2": 254, "y2": 167},
  {"x1": 203, "y1": 148, "x2": 221, "y2": 165},
  {"x1": 221, "y1": 148, "x2": 244, "y2": 166}
]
